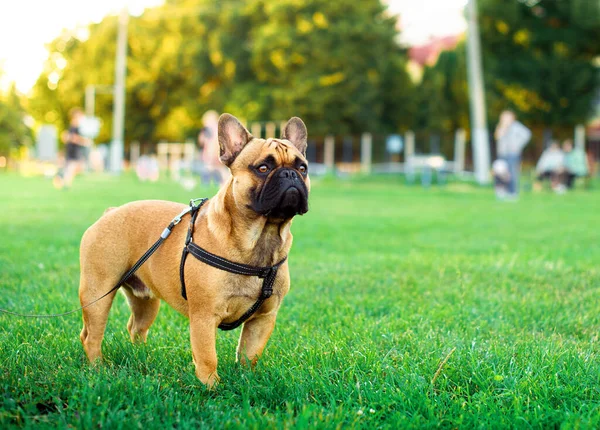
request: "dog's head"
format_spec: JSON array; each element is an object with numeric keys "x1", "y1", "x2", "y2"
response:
[{"x1": 218, "y1": 113, "x2": 310, "y2": 221}]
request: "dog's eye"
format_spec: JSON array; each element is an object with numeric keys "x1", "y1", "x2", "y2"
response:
[
  {"x1": 257, "y1": 165, "x2": 270, "y2": 174},
  {"x1": 298, "y1": 165, "x2": 307, "y2": 174}
]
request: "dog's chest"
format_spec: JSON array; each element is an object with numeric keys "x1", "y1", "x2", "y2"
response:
[
  {"x1": 220, "y1": 275, "x2": 270, "y2": 320},
  {"x1": 225, "y1": 274, "x2": 263, "y2": 300}
]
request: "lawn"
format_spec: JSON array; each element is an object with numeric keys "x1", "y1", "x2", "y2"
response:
[{"x1": 1, "y1": 172, "x2": 599, "y2": 429}]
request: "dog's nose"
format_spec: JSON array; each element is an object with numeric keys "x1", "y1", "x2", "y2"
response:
[{"x1": 278, "y1": 169, "x2": 298, "y2": 180}]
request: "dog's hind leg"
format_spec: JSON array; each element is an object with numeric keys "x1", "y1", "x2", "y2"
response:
[
  {"x1": 79, "y1": 274, "x2": 119, "y2": 363},
  {"x1": 121, "y1": 284, "x2": 161, "y2": 343}
]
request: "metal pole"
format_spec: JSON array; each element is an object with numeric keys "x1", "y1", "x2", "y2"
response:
[
  {"x1": 574, "y1": 124, "x2": 585, "y2": 151},
  {"x1": 404, "y1": 130, "x2": 415, "y2": 160},
  {"x1": 454, "y1": 128, "x2": 466, "y2": 174},
  {"x1": 360, "y1": 133, "x2": 372, "y2": 174},
  {"x1": 324, "y1": 135, "x2": 335, "y2": 172},
  {"x1": 466, "y1": 0, "x2": 490, "y2": 184},
  {"x1": 110, "y1": 7, "x2": 129, "y2": 173},
  {"x1": 265, "y1": 122, "x2": 276, "y2": 139}
]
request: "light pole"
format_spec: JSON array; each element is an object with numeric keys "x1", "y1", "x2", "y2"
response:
[
  {"x1": 110, "y1": 7, "x2": 129, "y2": 173},
  {"x1": 465, "y1": 0, "x2": 490, "y2": 184}
]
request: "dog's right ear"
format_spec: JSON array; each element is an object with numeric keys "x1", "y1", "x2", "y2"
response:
[{"x1": 218, "y1": 113, "x2": 253, "y2": 166}]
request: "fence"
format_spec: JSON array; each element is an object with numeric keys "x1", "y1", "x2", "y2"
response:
[{"x1": 125, "y1": 120, "x2": 595, "y2": 180}]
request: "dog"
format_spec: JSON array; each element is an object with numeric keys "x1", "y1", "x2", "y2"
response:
[{"x1": 78, "y1": 114, "x2": 310, "y2": 387}]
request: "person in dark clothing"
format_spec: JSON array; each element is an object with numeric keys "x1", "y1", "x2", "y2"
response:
[{"x1": 54, "y1": 108, "x2": 90, "y2": 189}]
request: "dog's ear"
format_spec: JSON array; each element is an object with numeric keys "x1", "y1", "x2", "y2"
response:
[
  {"x1": 281, "y1": 117, "x2": 307, "y2": 155},
  {"x1": 218, "y1": 113, "x2": 253, "y2": 166}
]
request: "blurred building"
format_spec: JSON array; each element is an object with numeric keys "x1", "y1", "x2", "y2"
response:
[{"x1": 408, "y1": 35, "x2": 461, "y2": 68}]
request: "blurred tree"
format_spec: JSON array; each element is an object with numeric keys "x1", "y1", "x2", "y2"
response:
[
  {"x1": 245, "y1": 0, "x2": 416, "y2": 134},
  {"x1": 29, "y1": 18, "x2": 159, "y2": 145},
  {"x1": 30, "y1": 0, "x2": 416, "y2": 144},
  {"x1": 416, "y1": 44, "x2": 470, "y2": 134},
  {"x1": 479, "y1": 0, "x2": 600, "y2": 129},
  {"x1": 28, "y1": 33, "x2": 83, "y2": 135},
  {"x1": 0, "y1": 80, "x2": 32, "y2": 157},
  {"x1": 147, "y1": 0, "x2": 417, "y2": 135}
]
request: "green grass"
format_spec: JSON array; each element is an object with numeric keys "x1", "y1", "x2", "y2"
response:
[{"x1": 1, "y1": 172, "x2": 599, "y2": 429}]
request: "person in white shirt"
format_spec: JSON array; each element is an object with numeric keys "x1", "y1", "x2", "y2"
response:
[
  {"x1": 494, "y1": 110, "x2": 532, "y2": 198},
  {"x1": 535, "y1": 141, "x2": 565, "y2": 192}
]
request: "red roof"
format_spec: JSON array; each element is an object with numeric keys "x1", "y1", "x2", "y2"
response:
[{"x1": 409, "y1": 35, "x2": 461, "y2": 67}]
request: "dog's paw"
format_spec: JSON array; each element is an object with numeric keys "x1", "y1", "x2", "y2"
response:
[
  {"x1": 236, "y1": 352, "x2": 259, "y2": 368},
  {"x1": 201, "y1": 372, "x2": 220, "y2": 390}
]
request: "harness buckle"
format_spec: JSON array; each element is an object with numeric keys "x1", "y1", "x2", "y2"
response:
[
  {"x1": 259, "y1": 267, "x2": 276, "y2": 299},
  {"x1": 258, "y1": 268, "x2": 271, "y2": 279},
  {"x1": 172, "y1": 206, "x2": 192, "y2": 226},
  {"x1": 190, "y1": 197, "x2": 208, "y2": 208},
  {"x1": 261, "y1": 286, "x2": 274, "y2": 299}
]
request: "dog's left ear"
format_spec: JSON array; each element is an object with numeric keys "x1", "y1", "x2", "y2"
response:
[
  {"x1": 218, "y1": 113, "x2": 253, "y2": 166},
  {"x1": 281, "y1": 117, "x2": 307, "y2": 155}
]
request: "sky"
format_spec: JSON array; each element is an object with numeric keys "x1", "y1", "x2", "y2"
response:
[
  {"x1": 387, "y1": 0, "x2": 468, "y2": 44},
  {"x1": 0, "y1": 0, "x2": 467, "y2": 94}
]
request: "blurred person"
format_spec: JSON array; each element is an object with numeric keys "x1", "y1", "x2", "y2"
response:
[
  {"x1": 562, "y1": 139, "x2": 588, "y2": 189},
  {"x1": 197, "y1": 110, "x2": 228, "y2": 186},
  {"x1": 88, "y1": 146, "x2": 105, "y2": 173},
  {"x1": 535, "y1": 141, "x2": 565, "y2": 192},
  {"x1": 136, "y1": 154, "x2": 160, "y2": 182},
  {"x1": 492, "y1": 159, "x2": 511, "y2": 199},
  {"x1": 53, "y1": 108, "x2": 90, "y2": 189},
  {"x1": 494, "y1": 110, "x2": 532, "y2": 198}
]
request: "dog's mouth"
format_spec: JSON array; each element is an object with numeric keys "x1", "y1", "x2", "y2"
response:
[
  {"x1": 270, "y1": 186, "x2": 308, "y2": 219},
  {"x1": 251, "y1": 173, "x2": 309, "y2": 220}
]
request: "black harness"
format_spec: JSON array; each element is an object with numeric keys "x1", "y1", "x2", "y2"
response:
[{"x1": 179, "y1": 199, "x2": 286, "y2": 330}]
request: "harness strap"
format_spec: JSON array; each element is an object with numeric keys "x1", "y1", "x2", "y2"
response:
[
  {"x1": 186, "y1": 243, "x2": 277, "y2": 278},
  {"x1": 179, "y1": 208, "x2": 287, "y2": 330},
  {"x1": 183, "y1": 245, "x2": 286, "y2": 330},
  {"x1": 179, "y1": 203, "x2": 203, "y2": 300},
  {"x1": 0, "y1": 203, "x2": 194, "y2": 318}
]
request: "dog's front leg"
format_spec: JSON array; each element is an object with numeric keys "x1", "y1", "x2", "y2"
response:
[
  {"x1": 236, "y1": 312, "x2": 277, "y2": 367},
  {"x1": 189, "y1": 314, "x2": 220, "y2": 388}
]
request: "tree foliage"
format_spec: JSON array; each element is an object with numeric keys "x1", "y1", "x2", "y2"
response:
[
  {"x1": 479, "y1": 0, "x2": 599, "y2": 128},
  {"x1": 0, "y1": 77, "x2": 32, "y2": 157},
  {"x1": 413, "y1": 0, "x2": 598, "y2": 142},
  {"x1": 415, "y1": 44, "x2": 470, "y2": 134},
  {"x1": 245, "y1": 0, "x2": 416, "y2": 134},
  {"x1": 30, "y1": 0, "x2": 416, "y2": 145},
  {"x1": 26, "y1": 0, "x2": 600, "y2": 148}
]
